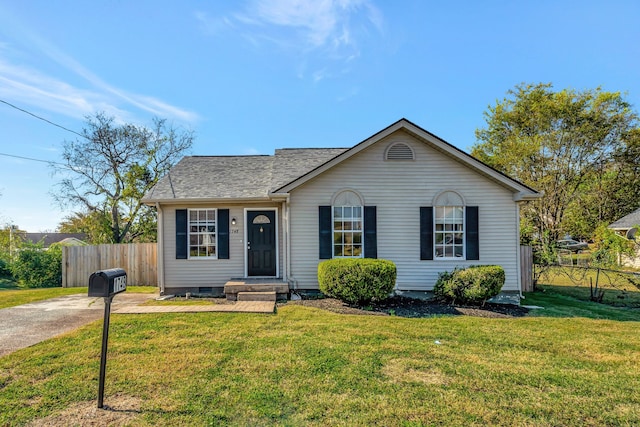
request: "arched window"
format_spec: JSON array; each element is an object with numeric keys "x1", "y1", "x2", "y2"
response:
[
  {"x1": 434, "y1": 191, "x2": 464, "y2": 258},
  {"x1": 252, "y1": 215, "x2": 271, "y2": 224},
  {"x1": 332, "y1": 190, "x2": 363, "y2": 258},
  {"x1": 385, "y1": 142, "x2": 415, "y2": 161}
]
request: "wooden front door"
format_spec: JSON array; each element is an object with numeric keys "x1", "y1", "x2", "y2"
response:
[{"x1": 247, "y1": 210, "x2": 277, "y2": 276}]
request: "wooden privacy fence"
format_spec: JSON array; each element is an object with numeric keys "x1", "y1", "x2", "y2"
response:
[
  {"x1": 62, "y1": 243, "x2": 157, "y2": 288},
  {"x1": 520, "y1": 245, "x2": 534, "y2": 292}
]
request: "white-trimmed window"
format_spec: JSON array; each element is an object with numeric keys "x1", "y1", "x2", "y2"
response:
[
  {"x1": 434, "y1": 192, "x2": 464, "y2": 258},
  {"x1": 188, "y1": 209, "x2": 216, "y2": 258},
  {"x1": 332, "y1": 190, "x2": 363, "y2": 258}
]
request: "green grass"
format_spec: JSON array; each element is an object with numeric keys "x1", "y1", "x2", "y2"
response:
[
  {"x1": 0, "y1": 286, "x2": 157, "y2": 309},
  {"x1": 524, "y1": 289, "x2": 640, "y2": 321},
  {"x1": 537, "y1": 266, "x2": 640, "y2": 308},
  {"x1": 1, "y1": 299, "x2": 639, "y2": 426}
]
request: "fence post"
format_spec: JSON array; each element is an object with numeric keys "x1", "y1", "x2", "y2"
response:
[
  {"x1": 62, "y1": 246, "x2": 67, "y2": 288},
  {"x1": 520, "y1": 245, "x2": 533, "y2": 292}
]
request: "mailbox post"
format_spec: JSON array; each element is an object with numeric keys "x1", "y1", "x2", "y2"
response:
[{"x1": 88, "y1": 268, "x2": 127, "y2": 409}]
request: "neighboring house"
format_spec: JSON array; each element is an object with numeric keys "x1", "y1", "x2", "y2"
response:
[
  {"x1": 22, "y1": 233, "x2": 88, "y2": 248},
  {"x1": 142, "y1": 119, "x2": 540, "y2": 302},
  {"x1": 609, "y1": 207, "x2": 640, "y2": 268}
]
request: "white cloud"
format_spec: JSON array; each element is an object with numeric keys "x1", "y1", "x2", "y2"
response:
[
  {"x1": 312, "y1": 68, "x2": 330, "y2": 83},
  {"x1": 214, "y1": 0, "x2": 384, "y2": 81},
  {"x1": 0, "y1": 16, "x2": 199, "y2": 126},
  {"x1": 242, "y1": 0, "x2": 383, "y2": 51},
  {"x1": 242, "y1": 147, "x2": 262, "y2": 155},
  {"x1": 194, "y1": 11, "x2": 235, "y2": 36},
  {"x1": 250, "y1": 0, "x2": 339, "y2": 48},
  {"x1": 337, "y1": 86, "x2": 360, "y2": 102}
]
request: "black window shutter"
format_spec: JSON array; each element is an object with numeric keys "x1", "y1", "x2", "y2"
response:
[
  {"x1": 364, "y1": 206, "x2": 377, "y2": 259},
  {"x1": 319, "y1": 206, "x2": 332, "y2": 259},
  {"x1": 420, "y1": 207, "x2": 433, "y2": 260},
  {"x1": 218, "y1": 209, "x2": 230, "y2": 259},
  {"x1": 466, "y1": 206, "x2": 479, "y2": 260},
  {"x1": 175, "y1": 209, "x2": 188, "y2": 259}
]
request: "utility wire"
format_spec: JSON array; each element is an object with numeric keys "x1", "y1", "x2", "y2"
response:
[
  {"x1": 0, "y1": 99, "x2": 87, "y2": 140},
  {"x1": 0, "y1": 99, "x2": 86, "y2": 169},
  {"x1": 0, "y1": 151, "x2": 72, "y2": 168}
]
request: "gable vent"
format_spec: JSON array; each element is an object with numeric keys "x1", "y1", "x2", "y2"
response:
[{"x1": 385, "y1": 143, "x2": 415, "y2": 160}]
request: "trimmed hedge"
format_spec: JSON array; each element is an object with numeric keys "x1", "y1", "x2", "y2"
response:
[
  {"x1": 318, "y1": 258, "x2": 397, "y2": 306},
  {"x1": 10, "y1": 244, "x2": 62, "y2": 288},
  {"x1": 434, "y1": 265, "x2": 505, "y2": 305}
]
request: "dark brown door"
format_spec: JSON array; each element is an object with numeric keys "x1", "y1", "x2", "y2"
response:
[{"x1": 247, "y1": 210, "x2": 276, "y2": 276}]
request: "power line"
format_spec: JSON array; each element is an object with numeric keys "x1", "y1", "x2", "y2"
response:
[
  {"x1": 0, "y1": 99, "x2": 87, "y2": 140},
  {"x1": 0, "y1": 151, "x2": 71, "y2": 169},
  {"x1": 0, "y1": 99, "x2": 86, "y2": 170}
]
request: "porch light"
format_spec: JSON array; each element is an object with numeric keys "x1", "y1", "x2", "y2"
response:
[{"x1": 231, "y1": 217, "x2": 237, "y2": 225}]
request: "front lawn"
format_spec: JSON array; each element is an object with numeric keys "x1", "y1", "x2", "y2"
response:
[
  {"x1": 524, "y1": 289, "x2": 640, "y2": 321},
  {"x1": 1, "y1": 298, "x2": 639, "y2": 425}
]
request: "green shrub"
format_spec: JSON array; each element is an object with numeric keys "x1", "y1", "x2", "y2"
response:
[
  {"x1": 318, "y1": 258, "x2": 397, "y2": 306},
  {"x1": 10, "y1": 243, "x2": 62, "y2": 288},
  {"x1": 434, "y1": 265, "x2": 505, "y2": 305},
  {"x1": 0, "y1": 256, "x2": 11, "y2": 276}
]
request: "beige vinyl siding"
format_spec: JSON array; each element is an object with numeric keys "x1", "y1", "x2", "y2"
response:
[
  {"x1": 162, "y1": 203, "x2": 283, "y2": 289},
  {"x1": 289, "y1": 130, "x2": 521, "y2": 292}
]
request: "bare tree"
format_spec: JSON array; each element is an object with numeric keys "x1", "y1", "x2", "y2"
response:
[{"x1": 54, "y1": 113, "x2": 194, "y2": 243}]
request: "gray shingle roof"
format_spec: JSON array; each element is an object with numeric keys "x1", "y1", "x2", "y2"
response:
[
  {"x1": 609, "y1": 207, "x2": 640, "y2": 230},
  {"x1": 270, "y1": 148, "x2": 348, "y2": 191},
  {"x1": 143, "y1": 148, "x2": 348, "y2": 201},
  {"x1": 22, "y1": 233, "x2": 87, "y2": 247}
]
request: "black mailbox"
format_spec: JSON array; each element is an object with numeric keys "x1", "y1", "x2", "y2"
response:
[{"x1": 88, "y1": 268, "x2": 127, "y2": 297}]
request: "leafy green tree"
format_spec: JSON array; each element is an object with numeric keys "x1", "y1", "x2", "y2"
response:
[
  {"x1": 54, "y1": 113, "x2": 193, "y2": 243},
  {"x1": 57, "y1": 210, "x2": 113, "y2": 244},
  {"x1": 591, "y1": 224, "x2": 636, "y2": 268},
  {"x1": 605, "y1": 128, "x2": 640, "y2": 221},
  {"x1": 473, "y1": 83, "x2": 640, "y2": 244},
  {"x1": 10, "y1": 242, "x2": 62, "y2": 288},
  {"x1": 0, "y1": 225, "x2": 24, "y2": 271}
]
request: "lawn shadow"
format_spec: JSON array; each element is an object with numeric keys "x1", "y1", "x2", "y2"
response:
[{"x1": 0, "y1": 276, "x2": 18, "y2": 290}]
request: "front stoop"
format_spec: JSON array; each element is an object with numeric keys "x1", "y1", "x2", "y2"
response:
[{"x1": 224, "y1": 280, "x2": 289, "y2": 301}]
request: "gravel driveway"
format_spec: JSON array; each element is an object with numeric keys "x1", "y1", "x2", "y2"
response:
[{"x1": 0, "y1": 293, "x2": 155, "y2": 357}]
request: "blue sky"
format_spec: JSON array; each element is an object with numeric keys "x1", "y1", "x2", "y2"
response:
[{"x1": 0, "y1": 0, "x2": 639, "y2": 231}]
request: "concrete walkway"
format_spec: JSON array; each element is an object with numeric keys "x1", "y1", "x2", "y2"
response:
[
  {"x1": 0, "y1": 294, "x2": 275, "y2": 357},
  {"x1": 115, "y1": 301, "x2": 276, "y2": 314}
]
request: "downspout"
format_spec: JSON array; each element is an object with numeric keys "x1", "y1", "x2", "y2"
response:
[
  {"x1": 281, "y1": 200, "x2": 288, "y2": 283},
  {"x1": 515, "y1": 201, "x2": 523, "y2": 301},
  {"x1": 156, "y1": 202, "x2": 165, "y2": 295},
  {"x1": 284, "y1": 197, "x2": 297, "y2": 290}
]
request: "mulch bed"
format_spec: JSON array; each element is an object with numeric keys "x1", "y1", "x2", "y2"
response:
[{"x1": 282, "y1": 296, "x2": 529, "y2": 318}]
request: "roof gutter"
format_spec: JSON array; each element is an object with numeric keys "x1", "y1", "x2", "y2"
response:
[
  {"x1": 268, "y1": 192, "x2": 290, "y2": 201},
  {"x1": 513, "y1": 191, "x2": 543, "y2": 202},
  {"x1": 142, "y1": 196, "x2": 277, "y2": 205}
]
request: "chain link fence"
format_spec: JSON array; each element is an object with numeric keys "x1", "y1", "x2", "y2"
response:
[{"x1": 534, "y1": 253, "x2": 640, "y2": 307}]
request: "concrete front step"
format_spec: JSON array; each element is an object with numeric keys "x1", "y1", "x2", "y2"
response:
[
  {"x1": 224, "y1": 281, "x2": 289, "y2": 301},
  {"x1": 237, "y1": 291, "x2": 276, "y2": 302}
]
